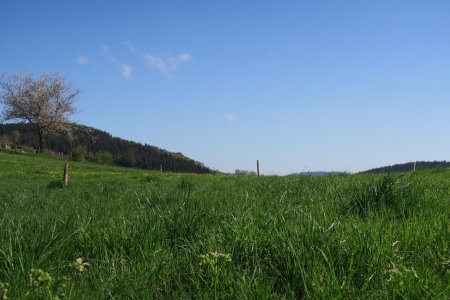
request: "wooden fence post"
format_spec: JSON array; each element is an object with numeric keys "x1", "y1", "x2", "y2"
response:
[
  {"x1": 64, "y1": 163, "x2": 69, "y2": 186},
  {"x1": 257, "y1": 160, "x2": 260, "y2": 177},
  {"x1": 413, "y1": 161, "x2": 416, "y2": 172}
]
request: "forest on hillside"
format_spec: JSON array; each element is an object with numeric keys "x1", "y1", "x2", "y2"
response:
[
  {"x1": 0, "y1": 123, "x2": 213, "y2": 174},
  {"x1": 363, "y1": 161, "x2": 450, "y2": 173}
]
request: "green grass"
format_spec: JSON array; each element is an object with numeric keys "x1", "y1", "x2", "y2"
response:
[{"x1": 0, "y1": 149, "x2": 448, "y2": 299}]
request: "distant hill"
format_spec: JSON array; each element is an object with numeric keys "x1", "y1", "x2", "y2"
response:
[
  {"x1": 362, "y1": 161, "x2": 450, "y2": 174},
  {"x1": 0, "y1": 123, "x2": 214, "y2": 174},
  {"x1": 293, "y1": 171, "x2": 345, "y2": 176}
]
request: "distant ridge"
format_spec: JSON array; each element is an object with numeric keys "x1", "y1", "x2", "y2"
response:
[
  {"x1": 293, "y1": 171, "x2": 345, "y2": 176},
  {"x1": 0, "y1": 123, "x2": 214, "y2": 174},
  {"x1": 362, "y1": 161, "x2": 450, "y2": 174}
]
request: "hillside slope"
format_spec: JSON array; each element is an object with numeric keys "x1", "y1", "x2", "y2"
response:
[
  {"x1": 0, "y1": 122, "x2": 213, "y2": 174},
  {"x1": 362, "y1": 161, "x2": 450, "y2": 173}
]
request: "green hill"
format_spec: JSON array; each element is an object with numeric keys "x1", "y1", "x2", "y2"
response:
[
  {"x1": 0, "y1": 150, "x2": 448, "y2": 298},
  {"x1": 0, "y1": 122, "x2": 213, "y2": 174},
  {"x1": 363, "y1": 161, "x2": 450, "y2": 173}
]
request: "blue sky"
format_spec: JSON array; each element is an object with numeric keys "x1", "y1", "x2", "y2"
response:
[{"x1": 1, "y1": 1, "x2": 450, "y2": 174}]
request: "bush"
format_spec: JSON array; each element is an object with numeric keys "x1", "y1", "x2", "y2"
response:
[
  {"x1": 91, "y1": 151, "x2": 114, "y2": 164},
  {"x1": 72, "y1": 145, "x2": 87, "y2": 161}
]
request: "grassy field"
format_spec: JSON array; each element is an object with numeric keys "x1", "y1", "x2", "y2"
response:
[{"x1": 0, "y1": 149, "x2": 448, "y2": 299}]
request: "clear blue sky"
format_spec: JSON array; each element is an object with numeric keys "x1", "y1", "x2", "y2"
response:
[{"x1": 1, "y1": 1, "x2": 450, "y2": 174}]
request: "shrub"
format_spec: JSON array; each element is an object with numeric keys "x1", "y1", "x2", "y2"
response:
[
  {"x1": 72, "y1": 145, "x2": 87, "y2": 161},
  {"x1": 91, "y1": 151, "x2": 114, "y2": 164}
]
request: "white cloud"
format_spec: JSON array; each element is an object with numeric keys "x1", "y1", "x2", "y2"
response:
[
  {"x1": 122, "y1": 41, "x2": 192, "y2": 79},
  {"x1": 144, "y1": 53, "x2": 192, "y2": 78},
  {"x1": 102, "y1": 44, "x2": 110, "y2": 53},
  {"x1": 77, "y1": 56, "x2": 89, "y2": 65},
  {"x1": 121, "y1": 64, "x2": 132, "y2": 79},
  {"x1": 178, "y1": 53, "x2": 192, "y2": 62},
  {"x1": 225, "y1": 113, "x2": 236, "y2": 122},
  {"x1": 123, "y1": 41, "x2": 136, "y2": 53},
  {"x1": 102, "y1": 44, "x2": 132, "y2": 79}
]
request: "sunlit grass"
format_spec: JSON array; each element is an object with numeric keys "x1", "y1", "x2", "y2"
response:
[{"x1": 0, "y1": 149, "x2": 448, "y2": 298}]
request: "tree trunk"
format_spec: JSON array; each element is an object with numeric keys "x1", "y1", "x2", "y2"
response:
[{"x1": 36, "y1": 126, "x2": 44, "y2": 153}]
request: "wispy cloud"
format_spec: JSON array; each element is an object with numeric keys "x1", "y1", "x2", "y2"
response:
[
  {"x1": 143, "y1": 53, "x2": 192, "y2": 78},
  {"x1": 101, "y1": 44, "x2": 132, "y2": 79},
  {"x1": 225, "y1": 113, "x2": 236, "y2": 122},
  {"x1": 102, "y1": 44, "x2": 110, "y2": 53},
  {"x1": 121, "y1": 41, "x2": 192, "y2": 78},
  {"x1": 77, "y1": 55, "x2": 90, "y2": 65},
  {"x1": 121, "y1": 64, "x2": 132, "y2": 79},
  {"x1": 123, "y1": 41, "x2": 137, "y2": 53}
]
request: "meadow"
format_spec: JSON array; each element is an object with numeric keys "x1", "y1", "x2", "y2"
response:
[{"x1": 0, "y1": 149, "x2": 448, "y2": 299}]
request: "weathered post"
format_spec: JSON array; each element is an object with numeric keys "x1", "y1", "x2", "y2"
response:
[
  {"x1": 413, "y1": 161, "x2": 416, "y2": 172},
  {"x1": 160, "y1": 164, "x2": 163, "y2": 172},
  {"x1": 257, "y1": 160, "x2": 260, "y2": 177},
  {"x1": 64, "y1": 163, "x2": 69, "y2": 186}
]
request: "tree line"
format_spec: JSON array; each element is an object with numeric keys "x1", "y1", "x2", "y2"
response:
[
  {"x1": 0, "y1": 122, "x2": 214, "y2": 173},
  {"x1": 362, "y1": 161, "x2": 450, "y2": 173}
]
